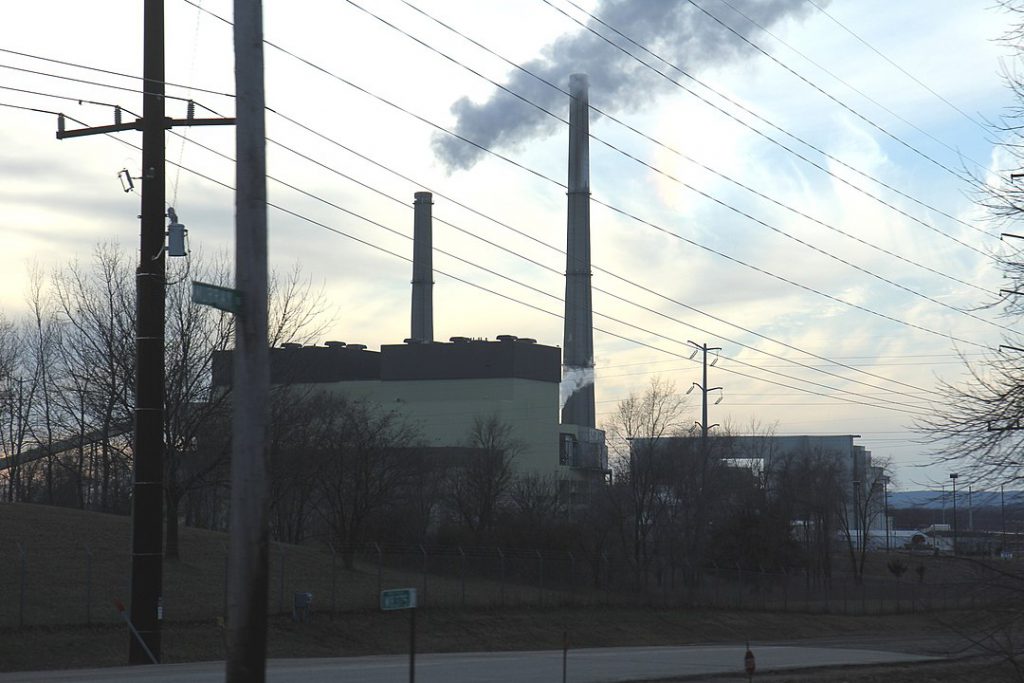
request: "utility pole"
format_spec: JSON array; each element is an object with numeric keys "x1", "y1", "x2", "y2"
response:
[
  {"x1": 226, "y1": 0, "x2": 270, "y2": 680},
  {"x1": 55, "y1": 0, "x2": 233, "y2": 664},
  {"x1": 686, "y1": 341, "x2": 722, "y2": 441}
]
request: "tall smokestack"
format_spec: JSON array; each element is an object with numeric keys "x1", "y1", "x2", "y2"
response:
[
  {"x1": 411, "y1": 191, "x2": 434, "y2": 342},
  {"x1": 561, "y1": 74, "x2": 595, "y2": 428}
]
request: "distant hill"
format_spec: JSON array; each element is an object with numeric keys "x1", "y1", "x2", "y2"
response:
[{"x1": 888, "y1": 490, "x2": 1024, "y2": 509}]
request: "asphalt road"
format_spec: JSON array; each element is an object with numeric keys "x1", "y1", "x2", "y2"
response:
[{"x1": 0, "y1": 645, "x2": 936, "y2": 682}]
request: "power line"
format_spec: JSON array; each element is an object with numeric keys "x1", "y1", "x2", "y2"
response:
[
  {"x1": 717, "y1": 0, "x2": 989, "y2": 171},
  {"x1": 4, "y1": 73, "x2": 951, "y2": 398},
  {"x1": 357, "y1": 0, "x2": 994, "y2": 304},
  {"x1": 146, "y1": 122, "x2": 932, "y2": 416},
  {"x1": 25, "y1": 102, "x2": 935, "y2": 416},
  {"x1": 265, "y1": 108, "x2": 941, "y2": 397},
  {"x1": 803, "y1": 0, "x2": 989, "y2": 134},
  {"x1": 685, "y1": 0, "x2": 975, "y2": 185},
  {"x1": 187, "y1": 4, "x2": 992, "y2": 350},
  {"x1": 173, "y1": 123, "x2": 933, "y2": 411},
  {"x1": 540, "y1": 0, "x2": 995, "y2": 245}
]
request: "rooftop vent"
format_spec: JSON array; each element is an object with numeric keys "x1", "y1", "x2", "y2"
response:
[
  {"x1": 450, "y1": 336, "x2": 470, "y2": 344},
  {"x1": 347, "y1": 344, "x2": 367, "y2": 351},
  {"x1": 496, "y1": 334, "x2": 518, "y2": 343},
  {"x1": 281, "y1": 342, "x2": 302, "y2": 349},
  {"x1": 518, "y1": 338, "x2": 537, "y2": 344},
  {"x1": 324, "y1": 341, "x2": 347, "y2": 348}
]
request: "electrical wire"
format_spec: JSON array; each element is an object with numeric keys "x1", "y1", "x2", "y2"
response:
[
  {"x1": 539, "y1": 0, "x2": 995, "y2": 243},
  {"x1": 4, "y1": 101, "x2": 938, "y2": 416},
  {"x1": 685, "y1": 0, "x2": 974, "y2": 185},
  {"x1": 803, "y1": 0, "x2": 989, "y2": 134},
  {"x1": 1, "y1": 72, "x2": 956, "y2": 399},
  {"x1": 350, "y1": 0, "x2": 996, "y2": 306},
  {"x1": 717, "y1": 0, "x2": 989, "y2": 171}
]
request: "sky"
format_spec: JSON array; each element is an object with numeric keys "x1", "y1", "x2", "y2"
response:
[{"x1": 0, "y1": 0, "x2": 1018, "y2": 491}]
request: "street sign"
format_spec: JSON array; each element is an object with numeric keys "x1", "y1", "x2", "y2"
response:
[
  {"x1": 191, "y1": 281, "x2": 242, "y2": 314},
  {"x1": 380, "y1": 588, "x2": 417, "y2": 611}
]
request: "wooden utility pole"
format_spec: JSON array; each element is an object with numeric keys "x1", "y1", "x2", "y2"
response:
[
  {"x1": 226, "y1": 0, "x2": 270, "y2": 680},
  {"x1": 56, "y1": 1, "x2": 233, "y2": 664}
]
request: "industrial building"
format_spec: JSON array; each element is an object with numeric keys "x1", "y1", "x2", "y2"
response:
[{"x1": 212, "y1": 74, "x2": 608, "y2": 498}]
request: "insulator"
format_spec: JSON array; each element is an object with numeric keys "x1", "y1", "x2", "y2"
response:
[
  {"x1": 114, "y1": 106, "x2": 122, "y2": 126},
  {"x1": 187, "y1": 100, "x2": 195, "y2": 120}
]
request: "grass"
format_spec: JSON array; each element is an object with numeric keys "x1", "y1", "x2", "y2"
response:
[{"x1": 0, "y1": 502, "x2": 999, "y2": 676}]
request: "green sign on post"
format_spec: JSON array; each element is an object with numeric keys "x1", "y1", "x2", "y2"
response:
[
  {"x1": 380, "y1": 588, "x2": 417, "y2": 611},
  {"x1": 191, "y1": 281, "x2": 242, "y2": 314}
]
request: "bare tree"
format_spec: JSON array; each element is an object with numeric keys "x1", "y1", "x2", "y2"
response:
[
  {"x1": 313, "y1": 395, "x2": 421, "y2": 568},
  {"x1": 918, "y1": 1, "x2": 1024, "y2": 483},
  {"x1": 443, "y1": 414, "x2": 520, "y2": 542},
  {"x1": 602, "y1": 376, "x2": 687, "y2": 589}
]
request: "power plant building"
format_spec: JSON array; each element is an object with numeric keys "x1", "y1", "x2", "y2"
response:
[{"x1": 211, "y1": 337, "x2": 609, "y2": 494}]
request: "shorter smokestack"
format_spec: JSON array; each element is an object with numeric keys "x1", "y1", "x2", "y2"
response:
[{"x1": 411, "y1": 191, "x2": 434, "y2": 342}]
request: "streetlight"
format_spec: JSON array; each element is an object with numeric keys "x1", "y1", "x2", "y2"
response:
[{"x1": 950, "y1": 473, "x2": 959, "y2": 556}]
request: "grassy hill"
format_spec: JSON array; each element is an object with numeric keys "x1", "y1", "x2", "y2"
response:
[{"x1": 0, "y1": 502, "x2": 971, "y2": 673}]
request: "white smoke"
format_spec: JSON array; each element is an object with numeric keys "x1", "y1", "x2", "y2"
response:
[
  {"x1": 560, "y1": 365, "x2": 595, "y2": 411},
  {"x1": 433, "y1": 0, "x2": 827, "y2": 172}
]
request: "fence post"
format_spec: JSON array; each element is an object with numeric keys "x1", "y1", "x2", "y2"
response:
[
  {"x1": 223, "y1": 543, "x2": 229, "y2": 625},
  {"x1": 329, "y1": 542, "x2": 337, "y2": 619},
  {"x1": 459, "y1": 546, "x2": 466, "y2": 607},
  {"x1": 537, "y1": 550, "x2": 544, "y2": 606},
  {"x1": 17, "y1": 542, "x2": 26, "y2": 628},
  {"x1": 278, "y1": 544, "x2": 286, "y2": 615},
  {"x1": 497, "y1": 547, "x2": 505, "y2": 606},
  {"x1": 84, "y1": 542, "x2": 93, "y2": 625},
  {"x1": 419, "y1": 544, "x2": 428, "y2": 607},
  {"x1": 374, "y1": 543, "x2": 383, "y2": 599},
  {"x1": 568, "y1": 551, "x2": 576, "y2": 604},
  {"x1": 598, "y1": 552, "x2": 606, "y2": 606}
]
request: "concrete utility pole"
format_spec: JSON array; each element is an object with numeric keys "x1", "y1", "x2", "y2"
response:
[
  {"x1": 55, "y1": 1, "x2": 233, "y2": 664},
  {"x1": 687, "y1": 340, "x2": 722, "y2": 441},
  {"x1": 226, "y1": 0, "x2": 270, "y2": 680}
]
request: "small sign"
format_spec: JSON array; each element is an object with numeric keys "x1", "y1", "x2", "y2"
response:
[
  {"x1": 380, "y1": 588, "x2": 417, "y2": 611},
  {"x1": 192, "y1": 281, "x2": 242, "y2": 314}
]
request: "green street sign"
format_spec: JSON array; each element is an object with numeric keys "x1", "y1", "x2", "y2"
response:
[
  {"x1": 191, "y1": 281, "x2": 242, "y2": 314},
  {"x1": 380, "y1": 588, "x2": 417, "y2": 611}
]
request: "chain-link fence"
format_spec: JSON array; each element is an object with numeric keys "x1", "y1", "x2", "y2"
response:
[{"x1": 0, "y1": 538, "x2": 1015, "y2": 628}]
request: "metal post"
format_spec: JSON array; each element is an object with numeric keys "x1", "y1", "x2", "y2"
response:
[
  {"x1": 537, "y1": 550, "x2": 544, "y2": 606},
  {"x1": 459, "y1": 546, "x2": 466, "y2": 607},
  {"x1": 1002, "y1": 485, "x2": 1007, "y2": 556},
  {"x1": 129, "y1": 0, "x2": 166, "y2": 664},
  {"x1": 950, "y1": 474, "x2": 959, "y2": 556},
  {"x1": 376, "y1": 543, "x2": 383, "y2": 599},
  {"x1": 85, "y1": 543, "x2": 93, "y2": 625},
  {"x1": 419, "y1": 544, "x2": 428, "y2": 607},
  {"x1": 226, "y1": 0, "x2": 270, "y2": 678},
  {"x1": 497, "y1": 547, "x2": 505, "y2": 606},
  {"x1": 17, "y1": 542, "x2": 26, "y2": 628},
  {"x1": 409, "y1": 607, "x2": 416, "y2": 683},
  {"x1": 330, "y1": 543, "x2": 337, "y2": 618},
  {"x1": 278, "y1": 545, "x2": 285, "y2": 614}
]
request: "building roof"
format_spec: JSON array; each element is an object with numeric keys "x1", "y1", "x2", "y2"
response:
[{"x1": 212, "y1": 336, "x2": 560, "y2": 386}]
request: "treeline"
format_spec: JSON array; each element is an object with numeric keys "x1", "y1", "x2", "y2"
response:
[{"x1": 0, "y1": 246, "x2": 887, "y2": 589}]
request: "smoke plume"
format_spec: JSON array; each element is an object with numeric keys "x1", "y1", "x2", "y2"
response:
[
  {"x1": 433, "y1": 0, "x2": 826, "y2": 171},
  {"x1": 560, "y1": 365, "x2": 595, "y2": 411}
]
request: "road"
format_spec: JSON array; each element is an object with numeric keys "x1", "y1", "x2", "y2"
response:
[{"x1": 0, "y1": 645, "x2": 936, "y2": 682}]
